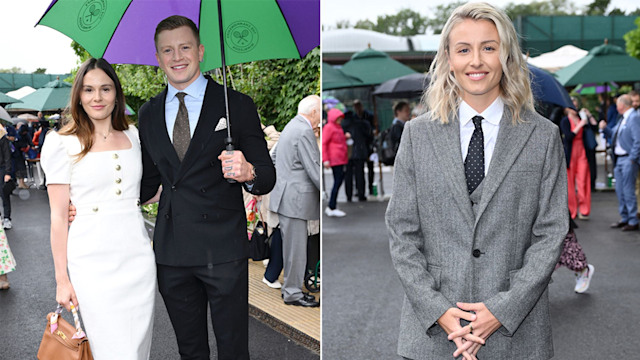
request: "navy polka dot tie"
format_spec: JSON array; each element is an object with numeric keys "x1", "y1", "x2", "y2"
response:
[{"x1": 465, "y1": 115, "x2": 485, "y2": 194}]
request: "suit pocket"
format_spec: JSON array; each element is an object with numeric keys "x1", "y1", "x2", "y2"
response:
[{"x1": 427, "y1": 264, "x2": 442, "y2": 290}]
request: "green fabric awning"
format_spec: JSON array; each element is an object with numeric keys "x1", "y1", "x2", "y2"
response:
[
  {"x1": 322, "y1": 62, "x2": 364, "y2": 90},
  {"x1": 6, "y1": 80, "x2": 71, "y2": 112},
  {"x1": 339, "y1": 48, "x2": 417, "y2": 87},
  {"x1": 555, "y1": 43, "x2": 640, "y2": 86}
]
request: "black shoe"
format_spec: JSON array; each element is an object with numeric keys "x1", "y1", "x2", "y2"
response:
[
  {"x1": 281, "y1": 292, "x2": 316, "y2": 302},
  {"x1": 284, "y1": 297, "x2": 319, "y2": 307},
  {"x1": 610, "y1": 221, "x2": 628, "y2": 228},
  {"x1": 622, "y1": 224, "x2": 639, "y2": 231},
  {"x1": 358, "y1": 197, "x2": 367, "y2": 202}
]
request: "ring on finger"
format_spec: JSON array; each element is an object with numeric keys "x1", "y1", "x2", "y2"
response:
[{"x1": 469, "y1": 324, "x2": 473, "y2": 334}]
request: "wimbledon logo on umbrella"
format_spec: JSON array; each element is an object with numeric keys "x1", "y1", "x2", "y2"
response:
[
  {"x1": 225, "y1": 21, "x2": 259, "y2": 53},
  {"x1": 77, "y1": 0, "x2": 106, "y2": 32}
]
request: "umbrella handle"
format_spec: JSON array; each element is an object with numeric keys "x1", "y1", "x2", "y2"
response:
[{"x1": 225, "y1": 137, "x2": 236, "y2": 184}]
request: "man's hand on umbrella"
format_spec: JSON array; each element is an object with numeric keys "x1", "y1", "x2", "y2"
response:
[{"x1": 218, "y1": 150, "x2": 255, "y2": 183}]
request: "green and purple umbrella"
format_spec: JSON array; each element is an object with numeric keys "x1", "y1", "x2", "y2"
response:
[{"x1": 37, "y1": 0, "x2": 319, "y2": 72}]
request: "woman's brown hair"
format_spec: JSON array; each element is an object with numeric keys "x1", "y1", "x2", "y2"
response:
[{"x1": 60, "y1": 58, "x2": 129, "y2": 160}]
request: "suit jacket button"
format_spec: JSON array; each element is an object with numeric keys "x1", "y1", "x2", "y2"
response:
[
  {"x1": 202, "y1": 214, "x2": 208, "y2": 219},
  {"x1": 472, "y1": 249, "x2": 482, "y2": 258},
  {"x1": 165, "y1": 214, "x2": 170, "y2": 220},
  {"x1": 171, "y1": 185, "x2": 176, "y2": 191},
  {"x1": 200, "y1": 187, "x2": 206, "y2": 193}
]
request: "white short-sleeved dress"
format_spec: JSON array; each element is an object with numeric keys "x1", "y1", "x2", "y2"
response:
[{"x1": 41, "y1": 125, "x2": 156, "y2": 360}]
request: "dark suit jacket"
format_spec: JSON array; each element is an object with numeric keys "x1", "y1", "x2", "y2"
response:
[{"x1": 139, "y1": 76, "x2": 275, "y2": 266}]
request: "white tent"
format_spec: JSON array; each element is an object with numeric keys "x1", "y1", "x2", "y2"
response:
[
  {"x1": 527, "y1": 45, "x2": 588, "y2": 73},
  {"x1": 6, "y1": 86, "x2": 36, "y2": 100},
  {"x1": 323, "y1": 28, "x2": 415, "y2": 53}
]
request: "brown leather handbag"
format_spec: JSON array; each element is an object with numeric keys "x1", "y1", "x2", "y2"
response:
[{"x1": 37, "y1": 304, "x2": 93, "y2": 360}]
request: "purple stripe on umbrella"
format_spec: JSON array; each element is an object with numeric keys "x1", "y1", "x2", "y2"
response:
[
  {"x1": 103, "y1": 0, "x2": 201, "y2": 66},
  {"x1": 37, "y1": 0, "x2": 59, "y2": 25},
  {"x1": 277, "y1": 0, "x2": 319, "y2": 57}
]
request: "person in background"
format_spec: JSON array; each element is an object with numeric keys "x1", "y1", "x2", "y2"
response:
[
  {"x1": 0, "y1": 126, "x2": 13, "y2": 230},
  {"x1": 323, "y1": 108, "x2": 348, "y2": 217},
  {"x1": 600, "y1": 94, "x2": 640, "y2": 231},
  {"x1": 342, "y1": 105, "x2": 372, "y2": 202},
  {"x1": 556, "y1": 217, "x2": 595, "y2": 293},
  {"x1": 352, "y1": 100, "x2": 376, "y2": 196},
  {"x1": 390, "y1": 101, "x2": 411, "y2": 149},
  {"x1": 0, "y1": 219, "x2": 15, "y2": 289},
  {"x1": 560, "y1": 106, "x2": 592, "y2": 220},
  {"x1": 13, "y1": 125, "x2": 31, "y2": 189},
  {"x1": 269, "y1": 95, "x2": 321, "y2": 307}
]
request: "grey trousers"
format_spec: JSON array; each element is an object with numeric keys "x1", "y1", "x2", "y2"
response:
[{"x1": 278, "y1": 214, "x2": 307, "y2": 302}]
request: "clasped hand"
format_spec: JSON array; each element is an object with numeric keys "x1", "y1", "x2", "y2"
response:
[{"x1": 438, "y1": 302, "x2": 501, "y2": 360}]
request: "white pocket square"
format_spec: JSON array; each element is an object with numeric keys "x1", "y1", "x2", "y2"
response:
[{"x1": 215, "y1": 117, "x2": 227, "y2": 132}]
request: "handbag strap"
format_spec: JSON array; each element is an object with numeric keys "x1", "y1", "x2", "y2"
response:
[{"x1": 51, "y1": 303, "x2": 87, "y2": 339}]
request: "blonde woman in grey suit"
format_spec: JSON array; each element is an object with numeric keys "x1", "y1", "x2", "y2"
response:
[{"x1": 386, "y1": 3, "x2": 568, "y2": 360}]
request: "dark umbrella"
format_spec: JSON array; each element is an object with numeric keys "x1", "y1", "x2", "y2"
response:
[
  {"x1": 528, "y1": 64, "x2": 575, "y2": 110},
  {"x1": 372, "y1": 72, "x2": 430, "y2": 99}
]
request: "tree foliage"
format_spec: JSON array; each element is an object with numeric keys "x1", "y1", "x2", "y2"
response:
[
  {"x1": 426, "y1": 2, "x2": 466, "y2": 34},
  {"x1": 0, "y1": 67, "x2": 24, "y2": 73},
  {"x1": 505, "y1": 0, "x2": 577, "y2": 19},
  {"x1": 624, "y1": 17, "x2": 640, "y2": 60},
  {"x1": 34, "y1": 68, "x2": 47, "y2": 74},
  {"x1": 354, "y1": 9, "x2": 427, "y2": 36},
  {"x1": 69, "y1": 42, "x2": 318, "y2": 130},
  {"x1": 585, "y1": 0, "x2": 610, "y2": 15}
]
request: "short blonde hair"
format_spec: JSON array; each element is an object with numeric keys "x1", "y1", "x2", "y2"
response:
[{"x1": 423, "y1": 2, "x2": 534, "y2": 124}]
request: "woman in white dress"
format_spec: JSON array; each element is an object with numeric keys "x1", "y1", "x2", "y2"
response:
[{"x1": 41, "y1": 58, "x2": 156, "y2": 360}]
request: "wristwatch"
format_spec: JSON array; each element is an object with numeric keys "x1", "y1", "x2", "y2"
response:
[{"x1": 245, "y1": 164, "x2": 257, "y2": 185}]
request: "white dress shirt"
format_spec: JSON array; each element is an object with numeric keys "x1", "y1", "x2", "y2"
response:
[
  {"x1": 165, "y1": 73, "x2": 207, "y2": 142},
  {"x1": 459, "y1": 97, "x2": 504, "y2": 176}
]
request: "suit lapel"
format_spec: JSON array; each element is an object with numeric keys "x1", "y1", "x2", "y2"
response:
[
  {"x1": 425, "y1": 116, "x2": 475, "y2": 229},
  {"x1": 151, "y1": 89, "x2": 181, "y2": 175},
  {"x1": 474, "y1": 108, "x2": 536, "y2": 223},
  {"x1": 175, "y1": 78, "x2": 221, "y2": 181}
]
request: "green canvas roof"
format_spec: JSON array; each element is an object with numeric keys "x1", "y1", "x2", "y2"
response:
[
  {"x1": 322, "y1": 63, "x2": 364, "y2": 90},
  {"x1": 339, "y1": 48, "x2": 417, "y2": 87},
  {"x1": 555, "y1": 43, "x2": 640, "y2": 86},
  {"x1": 5, "y1": 79, "x2": 71, "y2": 111},
  {"x1": 0, "y1": 73, "x2": 71, "y2": 94}
]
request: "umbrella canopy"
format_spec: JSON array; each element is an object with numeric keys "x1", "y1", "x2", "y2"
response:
[
  {"x1": 0, "y1": 106, "x2": 11, "y2": 122},
  {"x1": 6, "y1": 80, "x2": 71, "y2": 112},
  {"x1": 0, "y1": 92, "x2": 22, "y2": 105},
  {"x1": 322, "y1": 63, "x2": 364, "y2": 90},
  {"x1": 573, "y1": 82, "x2": 618, "y2": 95},
  {"x1": 528, "y1": 64, "x2": 574, "y2": 110},
  {"x1": 18, "y1": 113, "x2": 40, "y2": 120},
  {"x1": 372, "y1": 72, "x2": 430, "y2": 99},
  {"x1": 555, "y1": 43, "x2": 640, "y2": 86},
  {"x1": 37, "y1": 0, "x2": 319, "y2": 72},
  {"x1": 340, "y1": 48, "x2": 417, "y2": 86}
]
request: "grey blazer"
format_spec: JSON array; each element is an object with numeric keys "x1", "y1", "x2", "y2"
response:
[
  {"x1": 386, "y1": 107, "x2": 568, "y2": 360},
  {"x1": 269, "y1": 115, "x2": 321, "y2": 220}
]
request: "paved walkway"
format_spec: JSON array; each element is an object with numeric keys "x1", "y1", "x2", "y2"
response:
[
  {"x1": 323, "y1": 159, "x2": 639, "y2": 359},
  {"x1": 0, "y1": 188, "x2": 319, "y2": 359}
]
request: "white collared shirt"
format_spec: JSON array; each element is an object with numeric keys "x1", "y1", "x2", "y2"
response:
[
  {"x1": 459, "y1": 97, "x2": 504, "y2": 176},
  {"x1": 614, "y1": 107, "x2": 635, "y2": 156},
  {"x1": 165, "y1": 73, "x2": 207, "y2": 142}
]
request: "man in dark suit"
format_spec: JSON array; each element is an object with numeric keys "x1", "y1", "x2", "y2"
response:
[{"x1": 139, "y1": 16, "x2": 275, "y2": 359}]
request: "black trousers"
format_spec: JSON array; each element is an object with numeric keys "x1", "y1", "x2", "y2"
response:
[
  {"x1": 345, "y1": 159, "x2": 366, "y2": 201},
  {"x1": 157, "y1": 259, "x2": 250, "y2": 360},
  {"x1": 367, "y1": 160, "x2": 375, "y2": 194}
]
